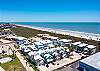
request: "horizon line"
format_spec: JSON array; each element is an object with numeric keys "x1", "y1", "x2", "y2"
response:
[{"x1": 0, "y1": 21, "x2": 100, "y2": 23}]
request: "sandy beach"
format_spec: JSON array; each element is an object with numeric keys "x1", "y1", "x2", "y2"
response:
[{"x1": 16, "y1": 24, "x2": 100, "y2": 41}]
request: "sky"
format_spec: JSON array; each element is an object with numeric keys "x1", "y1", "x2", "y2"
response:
[{"x1": 0, "y1": 0, "x2": 100, "y2": 22}]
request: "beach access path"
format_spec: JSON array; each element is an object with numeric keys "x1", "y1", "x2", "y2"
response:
[{"x1": 16, "y1": 50, "x2": 34, "y2": 71}]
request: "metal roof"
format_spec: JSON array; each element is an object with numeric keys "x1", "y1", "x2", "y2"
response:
[
  {"x1": 80, "y1": 52, "x2": 100, "y2": 70},
  {"x1": 72, "y1": 42, "x2": 81, "y2": 46}
]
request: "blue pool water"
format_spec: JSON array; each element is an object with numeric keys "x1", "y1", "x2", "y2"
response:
[{"x1": 11, "y1": 22, "x2": 100, "y2": 34}]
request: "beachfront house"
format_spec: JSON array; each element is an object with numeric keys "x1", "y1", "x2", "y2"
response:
[
  {"x1": 43, "y1": 53, "x2": 53, "y2": 63},
  {"x1": 52, "y1": 51, "x2": 60, "y2": 60},
  {"x1": 40, "y1": 40, "x2": 54, "y2": 48},
  {"x1": 37, "y1": 49, "x2": 55, "y2": 63},
  {"x1": 51, "y1": 47, "x2": 69, "y2": 60},
  {"x1": 40, "y1": 40, "x2": 52, "y2": 46},
  {"x1": 59, "y1": 39, "x2": 72, "y2": 47},
  {"x1": 48, "y1": 43, "x2": 55, "y2": 48},
  {"x1": 20, "y1": 44, "x2": 31, "y2": 53},
  {"x1": 71, "y1": 42, "x2": 81, "y2": 46},
  {"x1": 29, "y1": 37, "x2": 42, "y2": 42},
  {"x1": 79, "y1": 52, "x2": 100, "y2": 71},
  {"x1": 15, "y1": 36, "x2": 28, "y2": 45},
  {"x1": 71, "y1": 42, "x2": 81, "y2": 51},
  {"x1": 27, "y1": 46, "x2": 70, "y2": 66},
  {"x1": 57, "y1": 47, "x2": 68, "y2": 58},
  {"x1": 45, "y1": 48, "x2": 60, "y2": 61},
  {"x1": 34, "y1": 41, "x2": 47, "y2": 50},
  {"x1": 83, "y1": 45, "x2": 96, "y2": 55},
  {"x1": 48, "y1": 36, "x2": 59, "y2": 45},
  {"x1": 63, "y1": 47, "x2": 70, "y2": 56},
  {"x1": 37, "y1": 34, "x2": 50, "y2": 39},
  {"x1": 28, "y1": 51, "x2": 45, "y2": 66},
  {"x1": 28, "y1": 44, "x2": 38, "y2": 51},
  {"x1": 76, "y1": 43, "x2": 88, "y2": 53}
]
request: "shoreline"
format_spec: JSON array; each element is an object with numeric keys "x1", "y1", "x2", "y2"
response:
[{"x1": 15, "y1": 24, "x2": 100, "y2": 41}]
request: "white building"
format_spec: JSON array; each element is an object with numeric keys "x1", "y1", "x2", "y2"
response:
[
  {"x1": 28, "y1": 44, "x2": 38, "y2": 51},
  {"x1": 43, "y1": 54, "x2": 53, "y2": 63},
  {"x1": 34, "y1": 42, "x2": 45, "y2": 50},
  {"x1": 83, "y1": 45, "x2": 96, "y2": 55},
  {"x1": 47, "y1": 36, "x2": 59, "y2": 45},
  {"x1": 28, "y1": 51, "x2": 45, "y2": 66},
  {"x1": 72, "y1": 42, "x2": 81, "y2": 46},
  {"x1": 79, "y1": 52, "x2": 100, "y2": 71},
  {"x1": 77, "y1": 43, "x2": 88, "y2": 53},
  {"x1": 59, "y1": 39, "x2": 72, "y2": 46},
  {"x1": 20, "y1": 44, "x2": 31, "y2": 53},
  {"x1": 15, "y1": 36, "x2": 28, "y2": 45},
  {"x1": 39, "y1": 40, "x2": 53, "y2": 46}
]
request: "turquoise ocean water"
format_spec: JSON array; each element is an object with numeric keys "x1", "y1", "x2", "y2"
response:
[{"x1": 11, "y1": 22, "x2": 100, "y2": 34}]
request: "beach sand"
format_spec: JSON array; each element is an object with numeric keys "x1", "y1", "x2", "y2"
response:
[{"x1": 16, "y1": 24, "x2": 100, "y2": 41}]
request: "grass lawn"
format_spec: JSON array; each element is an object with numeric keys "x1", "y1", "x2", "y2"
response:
[{"x1": 0, "y1": 56, "x2": 26, "y2": 71}]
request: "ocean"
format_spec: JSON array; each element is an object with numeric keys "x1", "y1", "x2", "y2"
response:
[{"x1": 11, "y1": 22, "x2": 100, "y2": 34}]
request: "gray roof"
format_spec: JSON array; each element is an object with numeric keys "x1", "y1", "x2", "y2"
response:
[{"x1": 80, "y1": 52, "x2": 100, "y2": 70}]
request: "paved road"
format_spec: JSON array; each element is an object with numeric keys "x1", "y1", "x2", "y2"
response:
[
  {"x1": 54, "y1": 61, "x2": 80, "y2": 71},
  {"x1": 16, "y1": 51, "x2": 34, "y2": 71},
  {"x1": 0, "y1": 40, "x2": 34, "y2": 71}
]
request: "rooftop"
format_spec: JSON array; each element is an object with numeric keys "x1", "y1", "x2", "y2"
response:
[
  {"x1": 86, "y1": 45, "x2": 96, "y2": 49},
  {"x1": 39, "y1": 40, "x2": 52, "y2": 44},
  {"x1": 16, "y1": 36, "x2": 27, "y2": 40},
  {"x1": 48, "y1": 36, "x2": 58, "y2": 39},
  {"x1": 34, "y1": 55, "x2": 43, "y2": 60},
  {"x1": 72, "y1": 42, "x2": 81, "y2": 46},
  {"x1": 80, "y1": 52, "x2": 100, "y2": 70},
  {"x1": 0, "y1": 39, "x2": 12, "y2": 43},
  {"x1": 34, "y1": 42, "x2": 43, "y2": 46},
  {"x1": 59, "y1": 39, "x2": 72, "y2": 43},
  {"x1": 77, "y1": 43, "x2": 88, "y2": 47}
]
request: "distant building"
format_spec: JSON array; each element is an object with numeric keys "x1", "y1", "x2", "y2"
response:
[
  {"x1": 79, "y1": 52, "x2": 100, "y2": 71},
  {"x1": 0, "y1": 23, "x2": 16, "y2": 29}
]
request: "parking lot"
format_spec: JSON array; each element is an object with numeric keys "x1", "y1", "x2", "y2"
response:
[{"x1": 54, "y1": 61, "x2": 80, "y2": 71}]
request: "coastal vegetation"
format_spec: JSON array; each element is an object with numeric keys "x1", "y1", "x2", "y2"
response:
[{"x1": 10, "y1": 26, "x2": 99, "y2": 52}]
